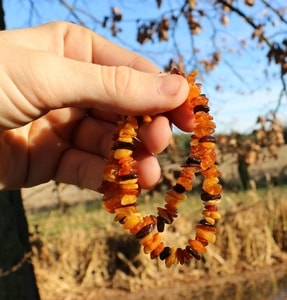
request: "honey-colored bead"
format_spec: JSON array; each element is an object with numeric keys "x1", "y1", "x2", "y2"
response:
[
  {"x1": 193, "y1": 127, "x2": 215, "y2": 138},
  {"x1": 139, "y1": 232, "x2": 153, "y2": 245},
  {"x1": 115, "y1": 206, "x2": 138, "y2": 218},
  {"x1": 203, "y1": 184, "x2": 222, "y2": 195},
  {"x1": 196, "y1": 227, "x2": 216, "y2": 244},
  {"x1": 188, "y1": 239, "x2": 207, "y2": 253},
  {"x1": 114, "y1": 149, "x2": 133, "y2": 159},
  {"x1": 102, "y1": 164, "x2": 119, "y2": 181},
  {"x1": 201, "y1": 165, "x2": 221, "y2": 178},
  {"x1": 196, "y1": 224, "x2": 217, "y2": 234},
  {"x1": 130, "y1": 215, "x2": 156, "y2": 235},
  {"x1": 150, "y1": 242, "x2": 165, "y2": 259},
  {"x1": 202, "y1": 210, "x2": 221, "y2": 220},
  {"x1": 120, "y1": 194, "x2": 137, "y2": 206},
  {"x1": 204, "y1": 216, "x2": 215, "y2": 225},
  {"x1": 203, "y1": 199, "x2": 221, "y2": 206},
  {"x1": 176, "y1": 177, "x2": 193, "y2": 191},
  {"x1": 123, "y1": 213, "x2": 143, "y2": 230},
  {"x1": 165, "y1": 247, "x2": 178, "y2": 268},
  {"x1": 143, "y1": 233, "x2": 162, "y2": 254},
  {"x1": 143, "y1": 115, "x2": 152, "y2": 123},
  {"x1": 165, "y1": 189, "x2": 187, "y2": 201}
]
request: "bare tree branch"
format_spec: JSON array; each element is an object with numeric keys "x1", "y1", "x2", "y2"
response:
[
  {"x1": 260, "y1": 0, "x2": 287, "y2": 26},
  {"x1": 216, "y1": 0, "x2": 273, "y2": 48}
]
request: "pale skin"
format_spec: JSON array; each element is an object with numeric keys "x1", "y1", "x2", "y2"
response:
[{"x1": 0, "y1": 21, "x2": 195, "y2": 191}]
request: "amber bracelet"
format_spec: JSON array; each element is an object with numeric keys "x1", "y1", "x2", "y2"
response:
[{"x1": 97, "y1": 69, "x2": 222, "y2": 267}]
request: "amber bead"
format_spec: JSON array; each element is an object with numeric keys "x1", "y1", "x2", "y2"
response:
[
  {"x1": 173, "y1": 183, "x2": 186, "y2": 193},
  {"x1": 123, "y1": 213, "x2": 143, "y2": 230},
  {"x1": 188, "y1": 239, "x2": 207, "y2": 254},
  {"x1": 114, "y1": 149, "x2": 133, "y2": 159},
  {"x1": 201, "y1": 192, "x2": 221, "y2": 201},
  {"x1": 194, "y1": 105, "x2": 210, "y2": 114},
  {"x1": 196, "y1": 236, "x2": 209, "y2": 247},
  {"x1": 201, "y1": 165, "x2": 221, "y2": 178},
  {"x1": 185, "y1": 245, "x2": 201, "y2": 260},
  {"x1": 183, "y1": 156, "x2": 201, "y2": 167},
  {"x1": 114, "y1": 206, "x2": 138, "y2": 221},
  {"x1": 196, "y1": 227, "x2": 216, "y2": 244},
  {"x1": 150, "y1": 242, "x2": 165, "y2": 259},
  {"x1": 130, "y1": 215, "x2": 156, "y2": 235},
  {"x1": 176, "y1": 248, "x2": 186, "y2": 265},
  {"x1": 156, "y1": 216, "x2": 165, "y2": 232},
  {"x1": 143, "y1": 232, "x2": 162, "y2": 254},
  {"x1": 136, "y1": 223, "x2": 156, "y2": 239},
  {"x1": 120, "y1": 194, "x2": 137, "y2": 206},
  {"x1": 157, "y1": 207, "x2": 175, "y2": 224},
  {"x1": 112, "y1": 141, "x2": 136, "y2": 150},
  {"x1": 202, "y1": 209, "x2": 221, "y2": 220},
  {"x1": 165, "y1": 189, "x2": 187, "y2": 203},
  {"x1": 159, "y1": 247, "x2": 171, "y2": 261},
  {"x1": 165, "y1": 247, "x2": 178, "y2": 268}
]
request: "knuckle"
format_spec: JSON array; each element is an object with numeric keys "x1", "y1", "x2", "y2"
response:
[{"x1": 113, "y1": 66, "x2": 133, "y2": 97}]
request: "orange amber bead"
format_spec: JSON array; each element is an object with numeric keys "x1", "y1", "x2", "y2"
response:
[
  {"x1": 201, "y1": 165, "x2": 221, "y2": 178},
  {"x1": 165, "y1": 247, "x2": 178, "y2": 268},
  {"x1": 188, "y1": 239, "x2": 207, "y2": 253},
  {"x1": 123, "y1": 213, "x2": 143, "y2": 230},
  {"x1": 150, "y1": 242, "x2": 165, "y2": 259},
  {"x1": 196, "y1": 227, "x2": 216, "y2": 244}
]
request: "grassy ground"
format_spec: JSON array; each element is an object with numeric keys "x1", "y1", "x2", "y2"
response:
[{"x1": 24, "y1": 183, "x2": 287, "y2": 300}]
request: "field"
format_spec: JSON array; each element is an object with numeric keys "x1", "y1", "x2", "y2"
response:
[{"x1": 21, "y1": 146, "x2": 287, "y2": 300}]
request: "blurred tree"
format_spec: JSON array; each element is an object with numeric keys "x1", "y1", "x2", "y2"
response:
[{"x1": 54, "y1": 0, "x2": 287, "y2": 109}]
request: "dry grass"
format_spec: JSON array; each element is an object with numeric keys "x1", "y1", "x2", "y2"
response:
[{"x1": 26, "y1": 185, "x2": 287, "y2": 300}]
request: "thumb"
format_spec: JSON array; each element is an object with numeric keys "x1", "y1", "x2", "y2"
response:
[
  {"x1": 37, "y1": 57, "x2": 190, "y2": 115},
  {"x1": 1, "y1": 50, "x2": 189, "y2": 130},
  {"x1": 85, "y1": 65, "x2": 190, "y2": 116}
]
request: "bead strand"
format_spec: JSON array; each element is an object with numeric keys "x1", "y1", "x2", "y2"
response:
[{"x1": 97, "y1": 69, "x2": 222, "y2": 268}]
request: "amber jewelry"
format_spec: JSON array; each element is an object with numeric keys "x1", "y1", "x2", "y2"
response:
[{"x1": 97, "y1": 69, "x2": 222, "y2": 268}]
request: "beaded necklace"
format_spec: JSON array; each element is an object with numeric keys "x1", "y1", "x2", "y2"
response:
[{"x1": 97, "y1": 69, "x2": 222, "y2": 268}]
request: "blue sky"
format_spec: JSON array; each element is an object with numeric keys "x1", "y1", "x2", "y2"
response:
[{"x1": 3, "y1": 0, "x2": 287, "y2": 133}]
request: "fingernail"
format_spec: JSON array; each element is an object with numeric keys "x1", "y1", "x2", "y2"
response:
[{"x1": 157, "y1": 74, "x2": 183, "y2": 96}]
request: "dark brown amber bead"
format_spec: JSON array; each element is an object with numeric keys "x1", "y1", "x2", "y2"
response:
[
  {"x1": 199, "y1": 219, "x2": 214, "y2": 227},
  {"x1": 199, "y1": 136, "x2": 216, "y2": 143},
  {"x1": 159, "y1": 247, "x2": 171, "y2": 260},
  {"x1": 185, "y1": 245, "x2": 201, "y2": 260},
  {"x1": 194, "y1": 105, "x2": 210, "y2": 114},
  {"x1": 173, "y1": 183, "x2": 186, "y2": 193},
  {"x1": 176, "y1": 248, "x2": 186, "y2": 265},
  {"x1": 157, "y1": 207, "x2": 174, "y2": 224},
  {"x1": 112, "y1": 141, "x2": 136, "y2": 150},
  {"x1": 183, "y1": 156, "x2": 201, "y2": 167},
  {"x1": 135, "y1": 223, "x2": 155, "y2": 239},
  {"x1": 201, "y1": 192, "x2": 221, "y2": 201},
  {"x1": 119, "y1": 173, "x2": 138, "y2": 181},
  {"x1": 156, "y1": 216, "x2": 165, "y2": 232}
]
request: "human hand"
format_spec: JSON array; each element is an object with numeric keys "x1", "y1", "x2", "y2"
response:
[{"x1": 0, "y1": 22, "x2": 193, "y2": 191}]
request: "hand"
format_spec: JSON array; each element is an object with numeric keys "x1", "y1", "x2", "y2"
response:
[{"x1": 0, "y1": 22, "x2": 192, "y2": 191}]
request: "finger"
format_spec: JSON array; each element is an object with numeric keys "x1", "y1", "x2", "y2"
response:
[
  {"x1": 138, "y1": 115, "x2": 172, "y2": 154},
  {"x1": 2, "y1": 48, "x2": 189, "y2": 130},
  {"x1": 73, "y1": 114, "x2": 172, "y2": 159},
  {"x1": 49, "y1": 22, "x2": 162, "y2": 73},
  {"x1": 53, "y1": 148, "x2": 161, "y2": 190},
  {"x1": 167, "y1": 100, "x2": 196, "y2": 132},
  {"x1": 2, "y1": 22, "x2": 161, "y2": 73}
]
